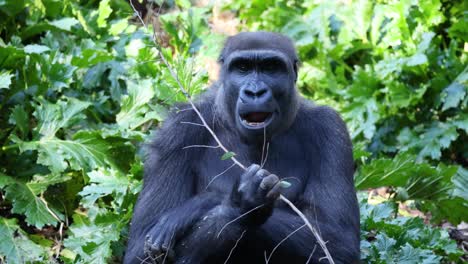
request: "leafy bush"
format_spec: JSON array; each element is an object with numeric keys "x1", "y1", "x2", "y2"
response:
[
  {"x1": 0, "y1": 0, "x2": 466, "y2": 263},
  {"x1": 0, "y1": 0, "x2": 215, "y2": 262}
]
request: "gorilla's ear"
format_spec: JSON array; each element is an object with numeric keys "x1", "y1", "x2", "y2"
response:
[{"x1": 293, "y1": 59, "x2": 301, "y2": 82}]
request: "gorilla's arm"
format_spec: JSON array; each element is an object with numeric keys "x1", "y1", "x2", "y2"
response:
[
  {"x1": 124, "y1": 106, "x2": 219, "y2": 264},
  {"x1": 255, "y1": 106, "x2": 360, "y2": 263}
]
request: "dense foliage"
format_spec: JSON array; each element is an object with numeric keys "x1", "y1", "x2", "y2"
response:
[{"x1": 0, "y1": 0, "x2": 466, "y2": 263}]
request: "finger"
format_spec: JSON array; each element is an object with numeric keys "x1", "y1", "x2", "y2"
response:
[
  {"x1": 259, "y1": 174, "x2": 279, "y2": 189},
  {"x1": 266, "y1": 181, "x2": 282, "y2": 201},
  {"x1": 143, "y1": 236, "x2": 153, "y2": 255},
  {"x1": 256, "y1": 168, "x2": 270, "y2": 178},
  {"x1": 252, "y1": 168, "x2": 271, "y2": 187},
  {"x1": 241, "y1": 164, "x2": 260, "y2": 183},
  {"x1": 239, "y1": 164, "x2": 261, "y2": 191}
]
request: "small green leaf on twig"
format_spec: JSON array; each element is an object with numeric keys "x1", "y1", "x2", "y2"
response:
[
  {"x1": 221, "y1": 151, "x2": 236, "y2": 160},
  {"x1": 279, "y1": 181, "x2": 291, "y2": 188}
]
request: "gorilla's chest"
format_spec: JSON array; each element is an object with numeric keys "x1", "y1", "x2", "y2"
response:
[{"x1": 193, "y1": 137, "x2": 313, "y2": 202}]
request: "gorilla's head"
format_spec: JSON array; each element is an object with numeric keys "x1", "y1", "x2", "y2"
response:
[{"x1": 216, "y1": 32, "x2": 300, "y2": 142}]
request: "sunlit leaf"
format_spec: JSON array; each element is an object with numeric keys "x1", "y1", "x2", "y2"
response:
[
  {"x1": 0, "y1": 217, "x2": 46, "y2": 263},
  {"x1": 24, "y1": 44, "x2": 50, "y2": 54},
  {"x1": 97, "y1": 0, "x2": 112, "y2": 28},
  {"x1": 49, "y1": 17, "x2": 79, "y2": 31},
  {"x1": 0, "y1": 70, "x2": 13, "y2": 89}
]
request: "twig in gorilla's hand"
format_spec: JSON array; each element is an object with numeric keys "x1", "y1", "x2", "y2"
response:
[
  {"x1": 129, "y1": 4, "x2": 336, "y2": 264},
  {"x1": 224, "y1": 230, "x2": 246, "y2": 264},
  {"x1": 206, "y1": 163, "x2": 237, "y2": 190},
  {"x1": 265, "y1": 224, "x2": 306, "y2": 264}
]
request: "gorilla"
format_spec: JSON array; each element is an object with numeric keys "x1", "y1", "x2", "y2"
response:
[{"x1": 124, "y1": 32, "x2": 360, "y2": 264}]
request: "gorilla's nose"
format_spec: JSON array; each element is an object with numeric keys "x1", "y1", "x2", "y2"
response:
[{"x1": 240, "y1": 87, "x2": 272, "y2": 104}]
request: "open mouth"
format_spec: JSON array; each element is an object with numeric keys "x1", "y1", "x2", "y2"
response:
[{"x1": 240, "y1": 112, "x2": 273, "y2": 128}]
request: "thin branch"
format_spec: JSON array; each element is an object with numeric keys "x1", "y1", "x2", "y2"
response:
[
  {"x1": 224, "y1": 230, "x2": 247, "y2": 264},
  {"x1": 182, "y1": 144, "x2": 220, "y2": 150},
  {"x1": 180, "y1": 121, "x2": 205, "y2": 127},
  {"x1": 261, "y1": 127, "x2": 267, "y2": 165},
  {"x1": 305, "y1": 244, "x2": 318, "y2": 264},
  {"x1": 217, "y1": 204, "x2": 264, "y2": 238},
  {"x1": 260, "y1": 142, "x2": 270, "y2": 169},
  {"x1": 265, "y1": 224, "x2": 306, "y2": 264},
  {"x1": 206, "y1": 163, "x2": 237, "y2": 190},
  {"x1": 129, "y1": 4, "x2": 334, "y2": 264},
  {"x1": 280, "y1": 196, "x2": 334, "y2": 263},
  {"x1": 162, "y1": 230, "x2": 175, "y2": 264}
]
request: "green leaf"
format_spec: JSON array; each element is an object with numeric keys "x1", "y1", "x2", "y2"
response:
[
  {"x1": 3, "y1": 175, "x2": 62, "y2": 228},
  {"x1": 452, "y1": 114, "x2": 468, "y2": 133},
  {"x1": 0, "y1": 173, "x2": 15, "y2": 188},
  {"x1": 64, "y1": 213, "x2": 121, "y2": 264},
  {"x1": 373, "y1": 234, "x2": 397, "y2": 259},
  {"x1": 279, "y1": 181, "x2": 291, "y2": 188},
  {"x1": 452, "y1": 168, "x2": 468, "y2": 201},
  {"x1": 398, "y1": 122, "x2": 458, "y2": 160},
  {"x1": 355, "y1": 153, "x2": 459, "y2": 203},
  {"x1": 441, "y1": 66, "x2": 468, "y2": 111},
  {"x1": 24, "y1": 44, "x2": 50, "y2": 54},
  {"x1": 79, "y1": 169, "x2": 130, "y2": 208},
  {"x1": 221, "y1": 151, "x2": 236, "y2": 161},
  {"x1": 355, "y1": 153, "x2": 416, "y2": 189},
  {"x1": 71, "y1": 49, "x2": 113, "y2": 67},
  {"x1": 12, "y1": 130, "x2": 114, "y2": 173},
  {"x1": 0, "y1": 70, "x2": 13, "y2": 89},
  {"x1": 97, "y1": 0, "x2": 112, "y2": 28},
  {"x1": 398, "y1": 243, "x2": 441, "y2": 264},
  {"x1": 116, "y1": 80, "x2": 159, "y2": 129},
  {"x1": 49, "y1": 17, "x2": 79, "y2": 31},
  {"x1": 27, "y1": 173, "x2": 72, "y2": 194},
  {"x1": 405, "y1": 53, "x2": 428, "y2": 67},
  {"x1": 8, "y1": 105, "x2": 29, "y2": 138},
  {"x1": 0, "y1": 46, "x2": 25, "y2": 68},
  {"x1": 33, "y1": 97, "x2": 90, "y2": 139},
  {"x1": 0, "y1": 217, "x2": 46, "y2": 263},
  {"x1": 109, "y1": 19, "x2": 129, "y2": 36},
  {"x1": 343, "y1": 98, "x2": 380, "y2": 140}
]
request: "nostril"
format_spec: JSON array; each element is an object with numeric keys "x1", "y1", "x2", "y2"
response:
[
  {"x1": 256, "y1": 89, "x2": 267, "y2": 97},
  {"x1": 243, "y1": 89, "x2": 268, "y2": 98},
  {"x1": 244, "y1": 90, "x2": 255, "y2": 97}
]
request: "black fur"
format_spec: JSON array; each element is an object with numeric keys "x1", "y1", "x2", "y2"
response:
[{"x1": 124, "y1": 32, "x2": 359, "y2": 264}]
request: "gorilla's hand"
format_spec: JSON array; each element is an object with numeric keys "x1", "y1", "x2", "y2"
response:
[
  {"x1": 143, "y1": 214, "x2": 180, "y2": 264},
  {"x1": 235, "y1": 164, "x2": 282, "y2": 225}
]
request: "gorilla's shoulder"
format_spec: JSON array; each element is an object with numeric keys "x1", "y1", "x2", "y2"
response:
[
  {"x1": 147, "y1": 91, "x2": 216, "y2": 154},
  {"x1": 296, "y1": 99, "x2": 349, "y2": 139}
]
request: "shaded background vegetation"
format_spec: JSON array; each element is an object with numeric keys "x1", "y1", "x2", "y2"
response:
[{"x1": 0, "y1": 0, "x2": 466, "y2": 263}]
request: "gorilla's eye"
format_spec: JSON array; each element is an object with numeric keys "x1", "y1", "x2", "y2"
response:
[
  {"x1": 232, "y1": 60, "x2": 253, "y2": 73},
  {"x1": 262, "y1": 59, "x2": 284, "y2": 73}
]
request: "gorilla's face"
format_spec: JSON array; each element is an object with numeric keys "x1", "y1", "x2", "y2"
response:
[{"x1": 219, "y1": 49, "x2": 298, "y2": 141}]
